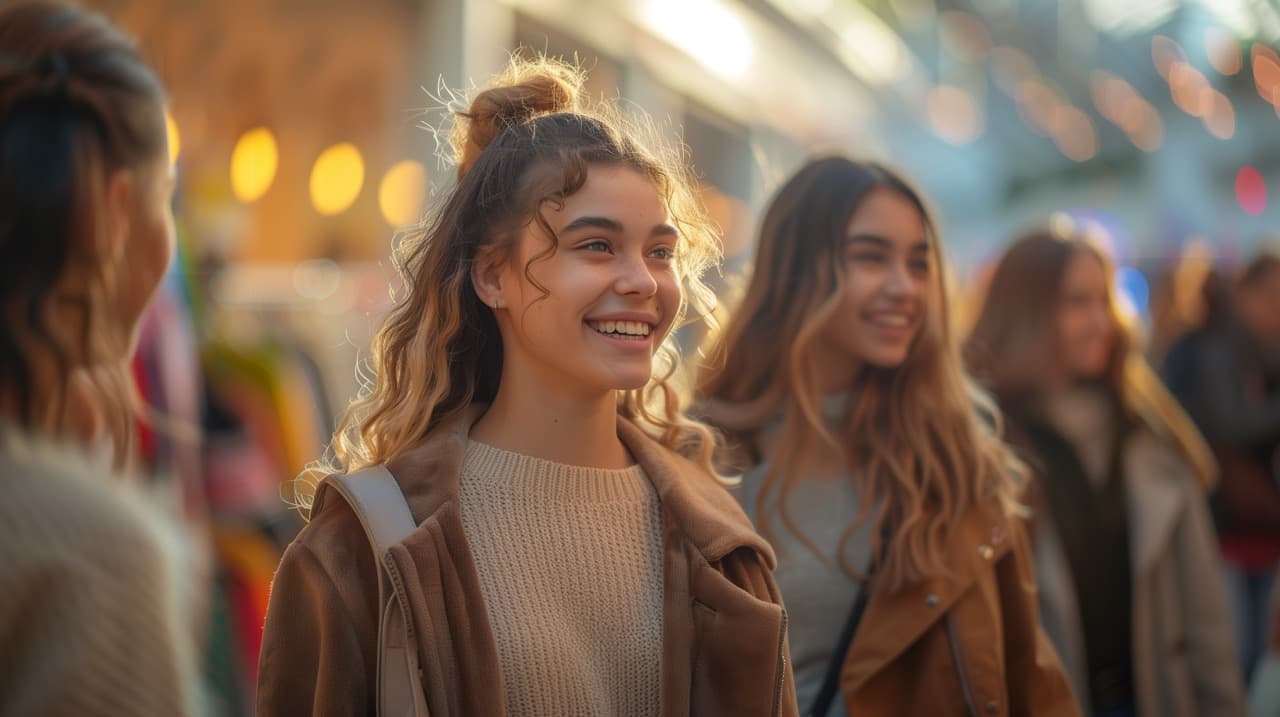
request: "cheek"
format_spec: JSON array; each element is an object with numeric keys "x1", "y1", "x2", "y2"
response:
[
  {"x1": 655, "y1": 268, "x2": 681, "y2": 326},
  {"x1": 1057, "y1": 310, "x2": 1084, "y2": 347}
]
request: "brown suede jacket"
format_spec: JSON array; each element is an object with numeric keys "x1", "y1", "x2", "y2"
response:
[
  {"x1": 256, "y1": 407, "x2": 799, "y2": 716},
  {"x1": 838, "y1": 498, "x2": 1080, "y2": 716}
]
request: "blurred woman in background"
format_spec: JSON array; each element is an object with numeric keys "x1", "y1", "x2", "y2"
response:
[
  {"x1": 966, "y1": 225, "x2": 1244, "y2": 717},
  {"x1": 0, "y1": 2, "x2": 196, "y2": 715},
  {"x1": 697, "y1": 156, "x2": 1076, "y2": 716},
  {"x1": 1162, "y1": 251, "x2": 1280, "y2": 687}
]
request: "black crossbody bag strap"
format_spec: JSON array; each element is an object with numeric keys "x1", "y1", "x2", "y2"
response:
[
  {"x1": 808, "y1": 580, "x2": 871, "y2": 717},
  {"x1": 810, "y1": 525, "x2": 890, "y2": 717}
]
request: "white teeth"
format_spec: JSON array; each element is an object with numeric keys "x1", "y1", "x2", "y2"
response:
[
  {"x1": 871, "y1": 314, "x2": 910, "y2": 327},
  {"x1": 588, "y1": 320, "x2": 653, "y2": 337}
]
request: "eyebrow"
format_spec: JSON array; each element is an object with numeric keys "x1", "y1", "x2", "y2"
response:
[
  {"x1": 560, "y1": 215, "x2": 679, "y2": 238},
  {"x1": 846, "y1": 233, "x2": 930, "y2": 252}
]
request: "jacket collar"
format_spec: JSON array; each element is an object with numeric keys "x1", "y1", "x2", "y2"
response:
[{"x1": 384, "y1": 404, "x2": 775, "y2": 568}]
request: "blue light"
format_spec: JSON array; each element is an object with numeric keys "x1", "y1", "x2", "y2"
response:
[{"x1": 1116, "y1": 266, "x2": 1150, "y2": 317}]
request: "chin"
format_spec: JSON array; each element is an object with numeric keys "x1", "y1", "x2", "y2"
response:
[
  {"x1": 612, "y1": 373, "x2": 652, "y2": 391},
  {"x1": 580, "y1": 364, "x2": 652, "y2": 393},
  {"x1": 865, "y1": 348, "x2": 912, "y2": 370}
]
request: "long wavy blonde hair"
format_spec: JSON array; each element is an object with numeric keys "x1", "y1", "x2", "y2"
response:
[
  {"x1": 292, "y1": 55, "x2": 723, "y2": 516},
  {"x1": 698, "y1": 157, "x2": 1023, "y2": 593},
  {"x1": 965, "y1": 226, "x2": 1216, "y2": 487}
]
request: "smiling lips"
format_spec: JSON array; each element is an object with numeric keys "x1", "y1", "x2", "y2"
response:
[
  {"x1": 866, "y1": 312, "x2": 913, "y2": 329},
  {"x1": 586, "y1": 319, "x2": 654, "y2": 340}
]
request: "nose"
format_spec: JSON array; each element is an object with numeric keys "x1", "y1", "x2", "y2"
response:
[
  {"x1": 614, "y1": 252, "x2": 659, "y2": 297},
  {"x1": 885, "y1": 259, "x2": 922, "y2": 300}
]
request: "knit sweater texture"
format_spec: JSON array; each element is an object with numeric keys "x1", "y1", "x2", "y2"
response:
[
  {"x1": 458, "y1": 440, "x2": 664, "y2": 716},
  {"x1": 0, "y1": 428, "x2": 197, "y2": 716}
]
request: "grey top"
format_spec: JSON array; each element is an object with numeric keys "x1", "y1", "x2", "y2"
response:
[{"x1": 730, "y1": 395, "x2": 874, "y2": 717}]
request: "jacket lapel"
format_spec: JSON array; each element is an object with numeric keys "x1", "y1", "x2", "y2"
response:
[
  {"x1": 1124, "y1": 431, "x2": 1188, "y2": 578},
  {"x1": 841, "y1": 503, "x2": 1013, "y2": 693},
  {"x1": 617, "y1": 418, "x2": 776, "y2": 567}
]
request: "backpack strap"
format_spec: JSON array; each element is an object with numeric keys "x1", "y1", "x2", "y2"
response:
[{"x1": 324, "y1": 466, "x2": 428, "y2": 716}]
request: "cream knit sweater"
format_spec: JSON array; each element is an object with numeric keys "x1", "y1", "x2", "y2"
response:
[
  {"x1": 458, "y1": 440, "x2": 664, "y2": 716},
  {"x1": 0, "y1": 428, "x2": 197, "y2": 716}
]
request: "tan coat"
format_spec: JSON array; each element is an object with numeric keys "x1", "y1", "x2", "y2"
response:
[
  {"x1": 1034, "y1": 428, "x2": 1246, "y2": 717},
  {"x1": 256, "y1": 408, "x2": 799, "y2": 716},
  {"x1": 0, "y1": 429, "x2": 198, "y2": 717},
  {"x1": 838, "y1": 498, "x2": 1080, "y2": 716}
]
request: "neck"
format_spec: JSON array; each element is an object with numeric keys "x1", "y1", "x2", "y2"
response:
[
  {"x1": 470, "y1": 358, "x2": 631, "y2": 469},
  {"x1": 809, "y1": 339, "x2": 861, "y2": 396},
  {"x1": 0, "y1": 359, "x2": 103, "y2": 446}
]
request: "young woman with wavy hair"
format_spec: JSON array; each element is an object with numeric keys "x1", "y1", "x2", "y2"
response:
[
  {"x1": 257, "y1": 56, "x2": 796, "y2": 716},
  {"x1": 0, "y1": 2, "x2": 197, "y2": 714},
  {"x1": 965, "y1": 226, "x2": 1243, "y2": 717},
  {"x1": 696, "y1": 156, "x2": 1076, "y2": 716}
]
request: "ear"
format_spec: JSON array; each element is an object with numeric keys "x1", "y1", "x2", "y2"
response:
[
  {"x1": 100, "y1": 168, "x2": 133, "y2": 263},
  {"x1": 471, "y1": 245, "x2": 507, "y2": 310}
]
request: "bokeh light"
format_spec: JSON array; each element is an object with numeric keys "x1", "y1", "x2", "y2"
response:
[
  {"x1": 164, "y1": 110, "x2": 180, "y2": 166},
  {"x1": 1235, "y1": 165, "x2": 1267, "y2": 216},
  {"x1": 378, "y1": 160, "x2": 428, "y2": 228},
  {"x1": 1205, "y1": 27, "x2": 1241, "y2": 75},
  {"x1": 926, "y1": 85, "x2": 983, "y2": 144},
  {"x1": 309, "y1": 142, "x2": 364, "y2": 216},
  {"x1": 230, "y1": 127, "x2": 278, "y2": 204}
]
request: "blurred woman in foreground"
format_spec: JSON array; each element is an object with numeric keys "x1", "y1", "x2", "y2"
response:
[{"x1": 0, "y1": 2, "x2": 196, "y2": 715}]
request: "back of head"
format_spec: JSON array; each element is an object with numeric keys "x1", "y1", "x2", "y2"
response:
[
  {"x1": 1234, "y1": 248, "x2": 1280, "y2": 344},
  {"x1": 298, "y1": 54, "x2": 722, "y2": 514},
  {"x1": 0, "y1": 1, "x2": 167, "y2": 453},
  {"x1": 1240, "y1": 249, "x2": 1280, "y2": 290}
]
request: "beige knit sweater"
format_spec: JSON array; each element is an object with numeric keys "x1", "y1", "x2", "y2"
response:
[
  {"x1": 0, "y1": 428, "x2": 197, "y2": 716},
  {"x1": 458, "y1": 440, "x2": 664, "y2": 716}
]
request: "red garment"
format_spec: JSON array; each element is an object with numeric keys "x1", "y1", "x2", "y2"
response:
[{"x1": 1220, "y1": 533, "x2": 1280, "y2": 571}]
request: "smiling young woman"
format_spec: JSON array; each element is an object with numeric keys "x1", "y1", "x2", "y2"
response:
[
  {"x1": 697, "y1": 156, "x2": 1078, "y2": 717},
  {"x1": 255, "y1": 56, "x2": 797, "y2": 717}
]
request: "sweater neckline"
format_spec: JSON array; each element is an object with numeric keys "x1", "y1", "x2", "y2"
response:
[{"x1": 461, "y1": 439, "x2": 652, "y2": 503}]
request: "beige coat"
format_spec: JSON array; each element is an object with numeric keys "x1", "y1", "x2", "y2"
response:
[
  {"x1": 1034, "y1": 427, "x2": 1246, "y2": 717},
  {"x1": 0, "y1": 428, "x2": 198, "y2": 717}
]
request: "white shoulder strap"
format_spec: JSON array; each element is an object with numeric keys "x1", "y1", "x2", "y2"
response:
[{"x1": 324, "y1": 467, "x2": 428, "y2": 716}]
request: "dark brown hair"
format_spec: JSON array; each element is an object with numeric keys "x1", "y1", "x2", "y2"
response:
[
  {"x1": 1239, "y1": 249, "x2": 1280, "y2": 290},
  {"x1": 0, "y1": 1, "x2": 167, "y2": 456}
]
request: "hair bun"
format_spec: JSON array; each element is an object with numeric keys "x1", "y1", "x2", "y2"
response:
[{"x1": 454, "y1": 58, "x2": 582, "y2": 178}]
